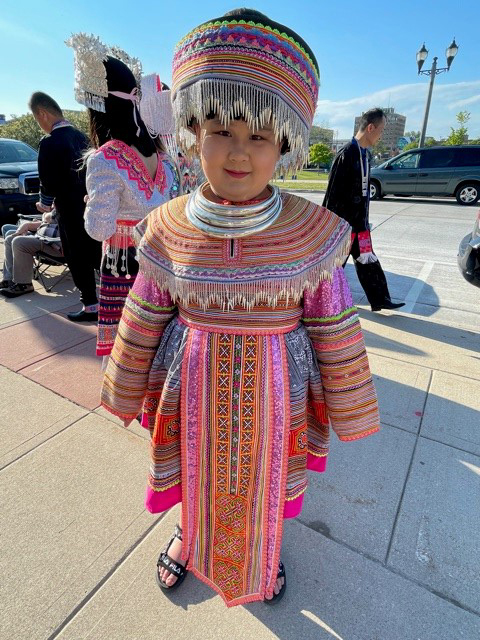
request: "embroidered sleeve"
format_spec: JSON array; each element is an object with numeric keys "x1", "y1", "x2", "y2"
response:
[
  {"x1": 101, "y1": 273, "x2": 176, "y2": 421},
  {"x1": 84, "y1": 152, "x2": 123, "y2": 241},
  {"x1": 303, "y1": 266, "x2": 379, "y2": 441}
]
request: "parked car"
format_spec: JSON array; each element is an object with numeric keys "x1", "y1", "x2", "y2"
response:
[
  {"x1": 0, "y1": 138, "x2": 40, "y2": 227},
  {"x1": 370, "y1": 145, "x2": 480, "y2": 205},
  {"x1": 458, "y1": 209, "x2": 480, "y2": 287}
]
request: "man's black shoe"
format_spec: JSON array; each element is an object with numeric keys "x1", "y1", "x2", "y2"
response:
[
  {"x1": 67, "y1": 309, "x2": 98, "y2": 322},
  {"x1": 371, "y1": 300, "x2": 405, "y2": 312}
]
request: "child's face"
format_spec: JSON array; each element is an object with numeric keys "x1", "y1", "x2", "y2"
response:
[{"x1": 195, "y1": 117, "x2": 281, "y2": 202}]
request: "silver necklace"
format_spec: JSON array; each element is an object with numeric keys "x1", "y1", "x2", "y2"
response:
[{"x1": 186, "y1": 183, "x2": 282, "y2": 238}]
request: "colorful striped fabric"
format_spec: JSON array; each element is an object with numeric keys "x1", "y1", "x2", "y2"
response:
[
  {"x1": 103, "y1": 277, "x2": 176, "y2": 419},
  {"x1": 135, "y1": 193, "x2": 352, "y2": 310},
  {"x1": 101, "y1": 193, "x2": 380, "y2": 606}
]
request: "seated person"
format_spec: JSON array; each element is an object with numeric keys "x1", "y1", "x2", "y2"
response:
[{"x1": 0, "y1": 211, "x2": 63, "y2": 297}]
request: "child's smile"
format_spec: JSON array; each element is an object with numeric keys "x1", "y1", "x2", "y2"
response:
[{"x1": 196, "y1": 118, "x2": 281, "y2": 203}]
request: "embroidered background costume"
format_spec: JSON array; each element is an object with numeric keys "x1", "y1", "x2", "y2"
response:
[
  {"x1": 85, "y1": 140, "x2": 179, "y2": 354},
  {"x1": 67, "y1": 33, "x2": 181, "y2": 355},
  {"x1": 101, "y1": 11, "x2": 380, "y2": 606}
]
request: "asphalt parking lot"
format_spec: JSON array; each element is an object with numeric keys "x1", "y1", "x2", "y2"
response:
[{"x1": 303, "y1": 193, "x2": 479, "y2": 331}]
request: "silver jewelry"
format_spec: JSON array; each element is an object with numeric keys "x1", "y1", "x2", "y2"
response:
[
  {"x1": 66, "y1": 33, "x2": 142, "y2": 113},
  {"x1": 186, "y1": 183, "x2": 282, "y2": 238}
]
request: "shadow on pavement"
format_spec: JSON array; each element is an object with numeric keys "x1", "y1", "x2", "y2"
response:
[
  {"x1": 360, "y1": 308, "x2": 480, "y2": 354},
  {"x1": 344, "y1": 263, "x2": 440, "y2": 316}
]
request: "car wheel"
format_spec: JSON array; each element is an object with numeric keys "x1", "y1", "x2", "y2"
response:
[
  {"x1": 455, "y1": 183, "x2": 480, "y2": 205},
  {"x1": 370, "y1": 181, "x2": 382, "y2": 200}
]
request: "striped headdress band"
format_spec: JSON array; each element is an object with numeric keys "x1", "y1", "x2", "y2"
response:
[{"x1": 172, "y1": 10, "x2": 320, "y2": 170}]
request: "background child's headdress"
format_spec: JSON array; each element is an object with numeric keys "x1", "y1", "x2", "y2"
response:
[
  {"x1": 66, "y1": 33, "x2": 142, "y2": 113},
  {"x1": 172, "y1": 8, "x2": 320, "y2": 170},
  {"x1": 139, "y1": 74, "x2": 176, "y2": 155}
]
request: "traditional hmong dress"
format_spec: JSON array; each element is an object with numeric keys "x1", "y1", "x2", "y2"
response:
[
  {"x1": 102, "y1": 192, "x2": 380, "y2": 606},
  {"x1": 85, "y1": 139, "x2": 180, "y2": 355}
]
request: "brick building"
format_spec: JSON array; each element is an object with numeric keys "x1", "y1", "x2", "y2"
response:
[{"x1": 354, "y1": 107, "x2": 406, "y2": 152}]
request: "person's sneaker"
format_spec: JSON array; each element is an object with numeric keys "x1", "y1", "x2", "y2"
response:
[
  {"x1": 0, "y1": 282, "x2": 34, "y2": 298},
  {"x1": 0, "y1": 279, "x2": 12, "y2": 289}
]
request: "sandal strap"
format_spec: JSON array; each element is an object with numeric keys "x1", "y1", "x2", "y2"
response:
[{"x1": 157, "y1": 552, "x2": 186, "y2": 577}]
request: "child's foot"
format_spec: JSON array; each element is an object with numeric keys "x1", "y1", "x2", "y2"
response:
[
  {"x1": 156, "y1": 524, "x2": 188, "y2": 590},
  {"x1": 264, "y1": 561, "x2": 286, "y2": 603}
]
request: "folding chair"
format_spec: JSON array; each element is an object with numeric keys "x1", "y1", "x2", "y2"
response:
[
  {"x1": 17, "y1": 213, "x2": 70, "y2": 293},
  {"x1": 33, "y1": 251, "x2": 70, "y2": 293}
]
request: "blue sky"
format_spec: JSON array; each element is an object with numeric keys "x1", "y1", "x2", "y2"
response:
[{"x1": 1, "y1": 0, "x2": 479, "y2": 139}]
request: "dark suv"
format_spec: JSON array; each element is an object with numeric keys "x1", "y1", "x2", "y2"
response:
[
  {"x1": 0, "y1": 138, "x2": 40, "y2": 226},
  {"x1": 370, "y1": 145, "x2": 480, "y2": 205}
]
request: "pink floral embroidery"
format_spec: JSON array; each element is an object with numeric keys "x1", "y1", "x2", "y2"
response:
[{"x1": 100, "y1": 139, "x2": 168, "y2": 200}]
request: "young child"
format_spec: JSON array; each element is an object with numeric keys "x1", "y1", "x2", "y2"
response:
[{"x1": 101, "y1": 9, "x2": 380, "y2": 607}]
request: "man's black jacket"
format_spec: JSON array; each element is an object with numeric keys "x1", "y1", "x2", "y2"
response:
[
  {"x1": 323, "y1": 139, "x2": 371, "y2": 233},
  {"x1": 38, "y1": 124, "x2": 88, "y2": 221}
]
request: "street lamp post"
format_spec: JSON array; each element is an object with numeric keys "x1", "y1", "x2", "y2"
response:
[{"x1": 416, "y1": 39, "x2": 459, "y2": 148}]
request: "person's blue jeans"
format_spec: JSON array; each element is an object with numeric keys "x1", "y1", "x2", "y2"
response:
[{"x1": 1, "y1": 223, "x2": 18, "y2": 238}]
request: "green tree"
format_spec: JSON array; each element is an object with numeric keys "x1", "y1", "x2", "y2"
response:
[
  {"x1": 309, "y1": 142, "x2": 333, "y2": 171},
  {"x1": 0, "y1": 110, "x2": 89, "y2": 149},
  {"x1": 309, "y1": 125, "x2": 334, "y2": 146},
  {"x1": 405, "y1": 130, "x2": 420, "y2": 142},
  {"x1": 445, "y1": 111, "x2": 470, "y2": 145},
  {"x1": 403, "y1": 136, "x2": 438, "y2": 151},
  {"x1": 372, "y1": 140, "x2": 388, "y2": 158}
]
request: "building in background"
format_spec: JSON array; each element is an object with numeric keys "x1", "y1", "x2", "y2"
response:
[
  {"x1": 309, "y1": 125, "x2": 334, "y2": 146},
  {"x1": 331, "y1": 138, "x2": 351, "y2": 154},
  {"x1": 354, "y1": 107, "x2": 406, "y2": 152}
]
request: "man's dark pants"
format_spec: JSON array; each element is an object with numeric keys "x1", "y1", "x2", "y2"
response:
[{"x1": 57, "y1": 206, "x2": 102, "y2": 306}]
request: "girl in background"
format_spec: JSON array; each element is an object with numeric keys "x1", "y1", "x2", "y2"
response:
[{"x1": 67, "y1": 34, "x2": 180, "y2": 357}]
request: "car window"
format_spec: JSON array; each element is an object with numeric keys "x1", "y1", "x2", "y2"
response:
[
  {"x1": 454, "y1": 147, "x2": 480, "y2": 167},
  {"x1": 389, "y1": 152, "x2": 420, "y2": 169},
  {"x1": 0, "y1": 140, "x2": 38, "y2": 164},
  {"x1": 419, "y1": 148, "x2": 456, "y2": 169}
]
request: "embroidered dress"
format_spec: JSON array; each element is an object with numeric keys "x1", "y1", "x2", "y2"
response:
[
  {"x1": 102, "y1": 193, "x2": 380, "y2": 606},
  {"x1": 85, "y1": 139, "x2": 180, "y2": 355}
]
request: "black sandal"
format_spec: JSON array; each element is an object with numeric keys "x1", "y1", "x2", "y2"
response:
[
  {"x1": 264, "y1": 561, "x2": 286, "y2": 605},
  {"x1": 156, "y1": 524, "x2": 188, "y2": 591}
]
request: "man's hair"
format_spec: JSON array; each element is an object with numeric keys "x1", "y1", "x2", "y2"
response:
[
  {"x1": 358, "y1": 108, "x2": 386, "y2": 131},
  {"x1": 28, "y1": 92, "x2": 63, "y2": 117}
]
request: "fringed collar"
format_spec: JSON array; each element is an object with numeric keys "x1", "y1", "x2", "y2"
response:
[
  {"x1": 135, "y1": 193, "x2": 351, "y2": 310},
  {"x1": 99, "y1": 140, "x2": 167, "y2": 200}
]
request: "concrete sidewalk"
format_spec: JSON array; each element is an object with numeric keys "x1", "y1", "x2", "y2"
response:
[{"x1": 1, "y1": 245, "x2": 479, "y2": 639}]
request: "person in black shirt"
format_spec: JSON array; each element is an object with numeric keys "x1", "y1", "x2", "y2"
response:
[
  {"x1": 323, "y1": 108, "x2": 404, "y2": 312},
  {"x1": 28, "y1": 92, "x2": 102, "y2": 321}
]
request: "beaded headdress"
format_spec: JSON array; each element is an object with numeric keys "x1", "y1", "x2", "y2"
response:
[
  {"x1": 66, "y1": 33, "x2": 142, "y2": 113},
  {"x1": 172, "y1": 9, "x2": 320, "y2": 170},
  {"x1": 139, "y1": 74, "x2": 176, "y2": 155}
]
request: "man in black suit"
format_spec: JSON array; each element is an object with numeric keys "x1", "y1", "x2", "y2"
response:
[
  {"x1": 324, "y1": 108, "x2": 404, "y2": 312},
  {"x1": 29, "y1": 92, "x2": 102, "y2": 321}
]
